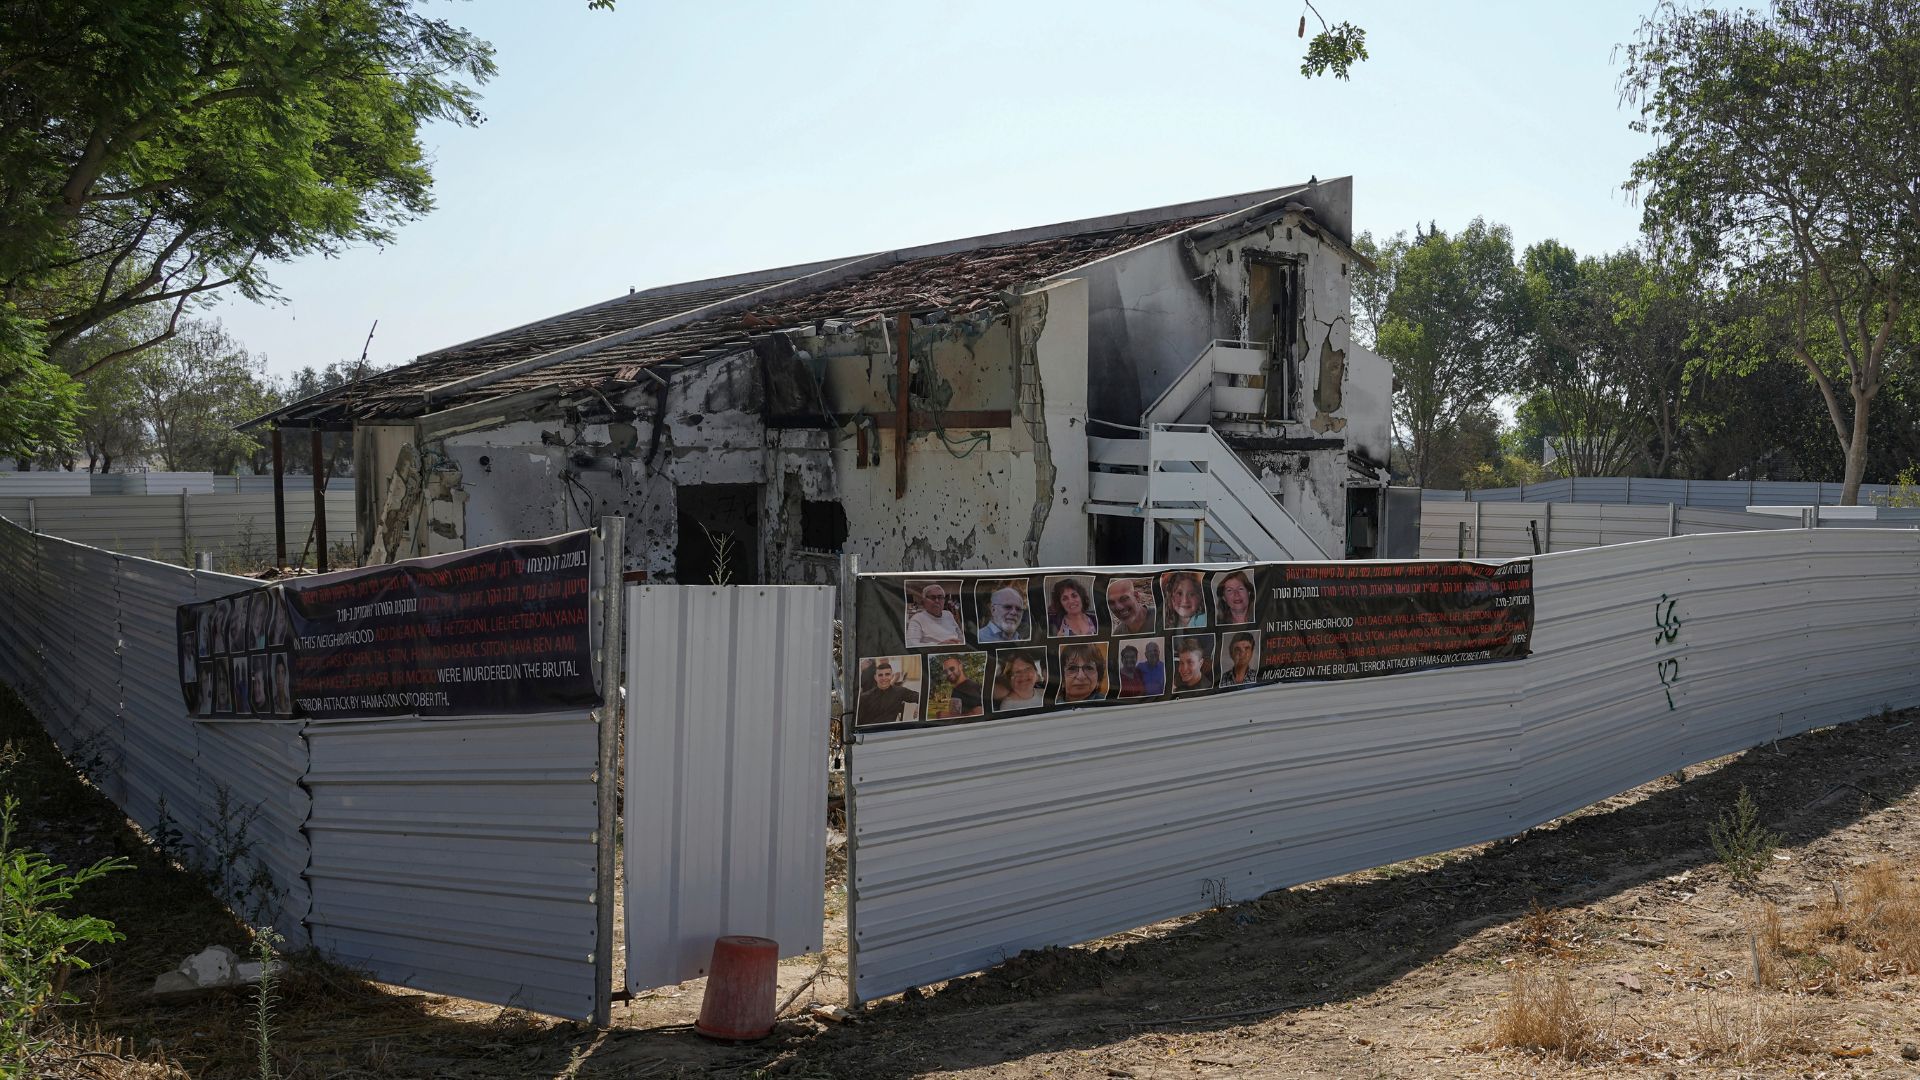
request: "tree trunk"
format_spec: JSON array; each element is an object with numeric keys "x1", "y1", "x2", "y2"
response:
[{"x1": 1840, "y1": 387, "x2": 1872, "y2": 505}]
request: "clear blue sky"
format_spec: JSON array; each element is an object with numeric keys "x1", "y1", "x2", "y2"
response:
[{"x1": 214, "y1": 0, "x2": 1663, "y2": 380}]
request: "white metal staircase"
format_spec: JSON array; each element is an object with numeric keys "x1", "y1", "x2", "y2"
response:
[{"x1": 1088, "y1": 341, "x2": 1328, "y2": 562}]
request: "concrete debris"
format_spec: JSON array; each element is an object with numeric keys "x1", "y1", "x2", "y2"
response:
[
  {"x1": 808, "y1": 1004, "x2": 855, "y2": 1024},
  {"x1": 150, "y1": 945, "x2": 280, "y2": 996}
]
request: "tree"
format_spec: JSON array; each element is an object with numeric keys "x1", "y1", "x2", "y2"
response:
[
  {"x1": 0, "y1": 310, "x2": 78, "y2": 463},
  {"x1": 66, "y1": 314, "x2": 156, "y2": 472},
  {"x1": 1518, "y1": 244, "x2": 1699, "y2": 477},
  {"x1": 1375, "y1": 219, "x2": 1527, "y2": 488},
  {"x1": 1350, "y1": 230, "x2": 1407, "y2": 351},
  {"x1": 1622, "y1": 0, "x2": 1920, "y2": 502},
  {"x1": 0, "y1": 0, "x2": 496, "y2": 435},
  {"x1": 129, "y1": 319, "x2": 275, "y2": 472}
]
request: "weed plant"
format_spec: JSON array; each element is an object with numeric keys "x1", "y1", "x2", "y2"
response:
[
  {"x1": 1709, "y1": 786, "x2": 1779, "y2": 886},
  {"x1": 0, "y1": 742, "x2": 130, "y2": 1077}
]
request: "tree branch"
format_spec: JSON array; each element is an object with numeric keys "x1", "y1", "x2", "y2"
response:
[{"x1": 69, "y1": 288, "x2": 196, "y2": 381}]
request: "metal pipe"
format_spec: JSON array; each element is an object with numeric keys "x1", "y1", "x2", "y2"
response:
[
  {"x1": 271, "y1": 427, "x2": 287, "y2": 567},
  {"x1": 312, "y1": 429, "x2": 329, "y2": 573},
  {"x1": 893, "y1": 312, "x2": 911, "y2": 499}
]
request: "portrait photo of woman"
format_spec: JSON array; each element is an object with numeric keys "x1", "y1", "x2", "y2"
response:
[
  {"x1": 1054, "y1": 642, "x2": 1109, "y2": 706},
  {"x1": 1213, "y1": 569, "x2": 1257, "y2": 626},
  {"x1": 1044, "y1": 575, "x2": 1099, "y2": 638},
  {"x1": 1220, "y1": 631, "x2": 1260, "y2": 687},
  {"x1": 271, "y1": 653, "x2": 294, "y2": 716},
  {"x1": 991, "y1": 648, "x2": 1049, "y2": 713},
  {"x1": 1160, "y1": 571, "x2": 1208, "y2": 630}
]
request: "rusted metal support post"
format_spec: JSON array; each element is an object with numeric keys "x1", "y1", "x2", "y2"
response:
[
  {"x1": 311, "y1": 428, "x2": 329, "y2": 573},
  {"x1": 271, "y1": 426, "x2": 287, "y2": 567},
  {"x1": 893, "y1": 313, "x2": 911, "y2": 499},
  {"x1": 591, "y1": 515, "x2": 625, "y2": 1028}
]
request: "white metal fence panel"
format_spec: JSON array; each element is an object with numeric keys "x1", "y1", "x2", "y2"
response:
[
  {"x1": 302, "y1": 713, "x2": 603, "y2": 1020},
  {"x1": 1418, "y1": 499, "x2": 1830, "y2": 558},
  {"x1": 846, "y1": 530, "x2": 1920, "y2": 1003},
  {"x1": 623, "y1": 585, "x2": 832, "y2": 993},
  {"x1": 0, "y1": 515, "x2": 607, "y2": 1010},
  {"x1": 0, "y1": 491, "x2": 355, "y2": 567},
  {"x1": 30, "y1": 534, "x2": 127, "y2": 801},
  {"x1": 0, "y1": 472, "x2": 90, "y2": 497},
  {"x1": 1426, "y1": 478, "x2": 1899, "y2": 507}
]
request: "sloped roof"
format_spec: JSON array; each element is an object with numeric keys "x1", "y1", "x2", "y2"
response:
[{"x1": 255, "y1": 182, "x2": 1329, "y2": 427}]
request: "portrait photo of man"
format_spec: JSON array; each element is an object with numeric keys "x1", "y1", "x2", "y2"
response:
[
  {"x1": 903, "y1": 581, "x2": 964, "y2": 647},
  {"x1": 929, "y1": 651, "x2": 987, "y2": 720},
  {"x1": 973, "y1": 578, "x2": 1031, "y2": 644},
  {"x1": 1171, "y1": 634, "x2": 1214, "y2": 694},
  {"x1": 1138, "y1": 639, "x2": 1167, "y2": 696},
  {"x1": 856, "y1": 655, "x2": 923, "y2": 728},
  {"x1": 1114, "y1": 636, "x2": 1163, "y2": 699},
  {"x1": 1105, "y1": 576, "x2": 1157, "y2": 636}
]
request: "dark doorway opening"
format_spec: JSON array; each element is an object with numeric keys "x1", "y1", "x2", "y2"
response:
[
  {"x1": 1345, "y1": 486, "x2": 1381, "y2": 560},
  {"x1": 677, "y1": 483, "x2": 760, "y2": 584},
  {"x1": 1247, "y1": 257, "x2": 1300, "y2": 420}
]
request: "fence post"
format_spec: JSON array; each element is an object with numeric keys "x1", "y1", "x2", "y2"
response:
[
  {"x1": 26, "y1": 498, "x2": 35, "y2": 532},
  {"x1": 181, "y1": 492, "x2": 192, "y2": 562},
  {"x1": 591, "y1": 515, "x2": 626, "y2": 1029},
  {"x1": 838, "y1": 552, "x2": 864, "y2": 1009},
  {"x1": 1544, "y1": 501, "x2": 1553, "y2": 552},
  {"x1": 1668, "y1": 502, "x2": 1678, "y2": 538},
  {"x1": 1474, "y1": 502, "x2": 1483, "y2": 558}
]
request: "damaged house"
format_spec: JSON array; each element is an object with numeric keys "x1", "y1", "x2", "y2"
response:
[{"x1": 251, "y1": 178, "x2": 1405, "y2": 583}]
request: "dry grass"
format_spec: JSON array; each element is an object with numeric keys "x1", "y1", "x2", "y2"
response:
[
  {"x1": 1489, "y1": 966, "x2": 1606, "y2": 1060},
  {"x1": 1512, "y1": 901, "x2": 1580, "y2": 958},
  {"x1": 1683, "y1": 998, "x2": 1816, "y2": 1064},
  {"x1": 1756, "y1": 858, "x2": 1920, "y2": 990}
]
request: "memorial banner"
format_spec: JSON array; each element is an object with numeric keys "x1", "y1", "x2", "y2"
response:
[
  {"x1": 177, "y1": 531, "x2": 600, "y2": 721},
  {"x1": 852, "y1": 559, "x2": 1531, "y2": 732}
]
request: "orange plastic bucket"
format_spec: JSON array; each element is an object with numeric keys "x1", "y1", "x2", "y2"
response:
[{"x1": 694, "y1": 935, "x2": 779, "y2": 1040}]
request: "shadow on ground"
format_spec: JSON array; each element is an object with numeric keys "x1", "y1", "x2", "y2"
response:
[
  {"x1": 8, "y1": 686, "x2": 1917, "y2": 1079},
  {"x1": 578, "y1": 707, "x2": 1920, "y2": 1078}
]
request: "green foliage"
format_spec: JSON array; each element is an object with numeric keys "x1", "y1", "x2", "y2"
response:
[
  {"x1": 1517, "y1": 245, "x2": 1700, "y2": 477},
  {"x1": 1301, "y1": 21, "x2": 1368, "y2": 80},
  {"x1": 130, "y1": 319, "x2": 275, "y2": 473},
  {"x1": 0, "y1": 782, "x2": 132, "y2": 1075},
  {"x1": 1621, "y1": 0, "x2": 1920, "y2": 502},
  {"x1": 0, "y1": 304, "x2": 80, "y2": 461},
  {"x1": 1374, "y1": 219, "x2": 1527, "y2": 488},
  {"x1": 1875, "y1": 464, "x2": 1920, "y2": 508},
  {"x1": 0, "y1": 0, "x2": 497, "y2": 459},
  {"x1": 1708, "y1": 786, "x2": 1781, "y2": 887}
]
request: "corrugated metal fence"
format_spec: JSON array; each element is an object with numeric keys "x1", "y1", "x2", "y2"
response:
[
  {"x1": 0, "y1": 491, "x2": 356, "y2": 568},
  {"x1": 1425, "y1": 477, "x2": 1901, "y2": 507},
  {"x1": 1419, "y1": 499, "x2": 1920, "y2": 558},
  {"x1": 844, "y1": 530, "x2": 1920, "y2": 1002},
  {"x1": 623, "y1": 585, "x2": 833, "y2": 992},
  {"x1": 0, "y1": 514, "x2": 607, "y2": 1020}
]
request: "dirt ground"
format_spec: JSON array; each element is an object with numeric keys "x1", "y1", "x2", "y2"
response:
[{"x1": 10, "y1": 690, "x2": 1920, "y2": 1079}]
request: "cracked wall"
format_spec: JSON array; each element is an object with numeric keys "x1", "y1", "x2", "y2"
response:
[{"x1": 362, "y1": 288, "x2": 1089, "y2": 580}]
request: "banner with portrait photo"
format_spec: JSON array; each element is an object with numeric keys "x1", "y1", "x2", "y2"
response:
[
  {"x1": 177, "y1": 530, "x2": 602, "y2": 722},
  {"x1": 852, "y1": 559, "x2": 1533, "y2": 732}
]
